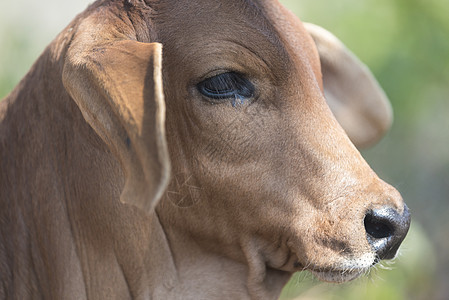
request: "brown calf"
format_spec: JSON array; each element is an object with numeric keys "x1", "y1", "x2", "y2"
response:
[{"x1": 0, "y1": 0, "x2": 410, "y2": 299}]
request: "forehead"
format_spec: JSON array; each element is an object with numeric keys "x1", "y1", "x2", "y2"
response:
[{"x1": 152, "y1": 0, "x2": 313, "y2": 79}]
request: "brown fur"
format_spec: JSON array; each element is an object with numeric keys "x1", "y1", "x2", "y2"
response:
[{"x1": 0, "y1": 0, "x2": 407, "y2": 299}]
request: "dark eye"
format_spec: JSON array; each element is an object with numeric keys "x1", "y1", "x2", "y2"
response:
[{"x1": 197, "y1": 72, "x2": 255, "y2": 102}]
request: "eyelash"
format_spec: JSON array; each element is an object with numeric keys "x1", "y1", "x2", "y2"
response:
[{"x1": 197, "y1": 72, "x2": 255, "y2": 106}]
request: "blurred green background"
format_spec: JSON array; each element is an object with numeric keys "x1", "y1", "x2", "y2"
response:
[{"x1": 1, "y1": 0, "x2": 447, "y2": 299}]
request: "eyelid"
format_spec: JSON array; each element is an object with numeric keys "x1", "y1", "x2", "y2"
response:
[{"x1": 197, "y1": 72, "x2": 255, "y2": 101}]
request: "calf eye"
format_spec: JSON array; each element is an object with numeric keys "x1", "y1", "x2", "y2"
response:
[{"x1": 197, "y1": 72, "x2": 254, "y2": 104}]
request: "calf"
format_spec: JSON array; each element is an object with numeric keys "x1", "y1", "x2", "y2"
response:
[{"x1": 0, "y1": 0, "x2": 410, "y2": 299}]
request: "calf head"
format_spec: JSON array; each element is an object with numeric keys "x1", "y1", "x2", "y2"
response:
[{"x1": 62, "y1": 0, "x2": 410, "y2": 296}]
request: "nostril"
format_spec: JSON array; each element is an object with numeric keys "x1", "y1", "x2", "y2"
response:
[
  {"x1": 364, "y1": 206, "x2": 411, "y2": 260},
  {"x1": 364, "y1": 212, "x2": 394, "y2": 239}
]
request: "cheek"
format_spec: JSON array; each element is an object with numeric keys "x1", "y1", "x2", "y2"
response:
[
  {"x1": 188, "y1": 111, "x2": 290, "y2": 213},
  {"x1": 191, "y1": 102, "x2": 280, "y2": 164}
]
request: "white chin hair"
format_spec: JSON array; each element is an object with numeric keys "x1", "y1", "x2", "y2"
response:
[
  {"x1": 311, "y1": 269, "x2": 364, "y2": 283},
  {"x1": 310, "y1": 253, "x2": 376, "y2": 283}
]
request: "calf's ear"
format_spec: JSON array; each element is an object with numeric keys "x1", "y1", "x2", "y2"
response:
[
  {"x1": 63, "y1": 40, "x2": 170, "y2": 213},
  {"x1": 304, "y1": 23, "x2": 393, "y2": 149}
]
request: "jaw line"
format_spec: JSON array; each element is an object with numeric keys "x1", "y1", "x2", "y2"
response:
[
  {"x1": 301, "y1": 252, "x2": 377, "y2": 283},
  {"x1": 272, "y1": 242, "x2": 378, "y2": 283}
]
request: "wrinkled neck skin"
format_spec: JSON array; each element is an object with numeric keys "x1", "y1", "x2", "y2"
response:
[{"x1": 153, "y1": 221, "x2": 290, "y2": 300}]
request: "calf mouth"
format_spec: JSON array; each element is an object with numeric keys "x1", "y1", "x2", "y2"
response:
[{"x1": 292, "y1": 252, "x2": 377, "y2": 283}]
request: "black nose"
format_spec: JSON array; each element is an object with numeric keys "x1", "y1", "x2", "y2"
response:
[{"x1": 364, "y1": 205, "x2": 411, "y2": 260}]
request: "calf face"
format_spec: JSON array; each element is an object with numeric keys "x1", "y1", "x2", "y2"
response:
[
  {"x1": 152, "y1": 0, "x2": 410, "y2": 283},
  {"x1": 60, "y1": 0, "x2": 410, "y2": 296}
]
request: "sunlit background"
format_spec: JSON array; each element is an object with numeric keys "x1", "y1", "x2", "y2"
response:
[{"x1": 1, "y1": 1, "x2": 448, "y2": 299}]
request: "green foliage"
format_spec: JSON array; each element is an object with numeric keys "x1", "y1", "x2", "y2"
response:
[{"x1": 0, "y1": 25, "x2": 36, "y2": 98}]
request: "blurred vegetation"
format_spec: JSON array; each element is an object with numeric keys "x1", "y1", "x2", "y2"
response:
[{"x1": 1, "y1": 0, "x2": 448, "y2": 299}]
